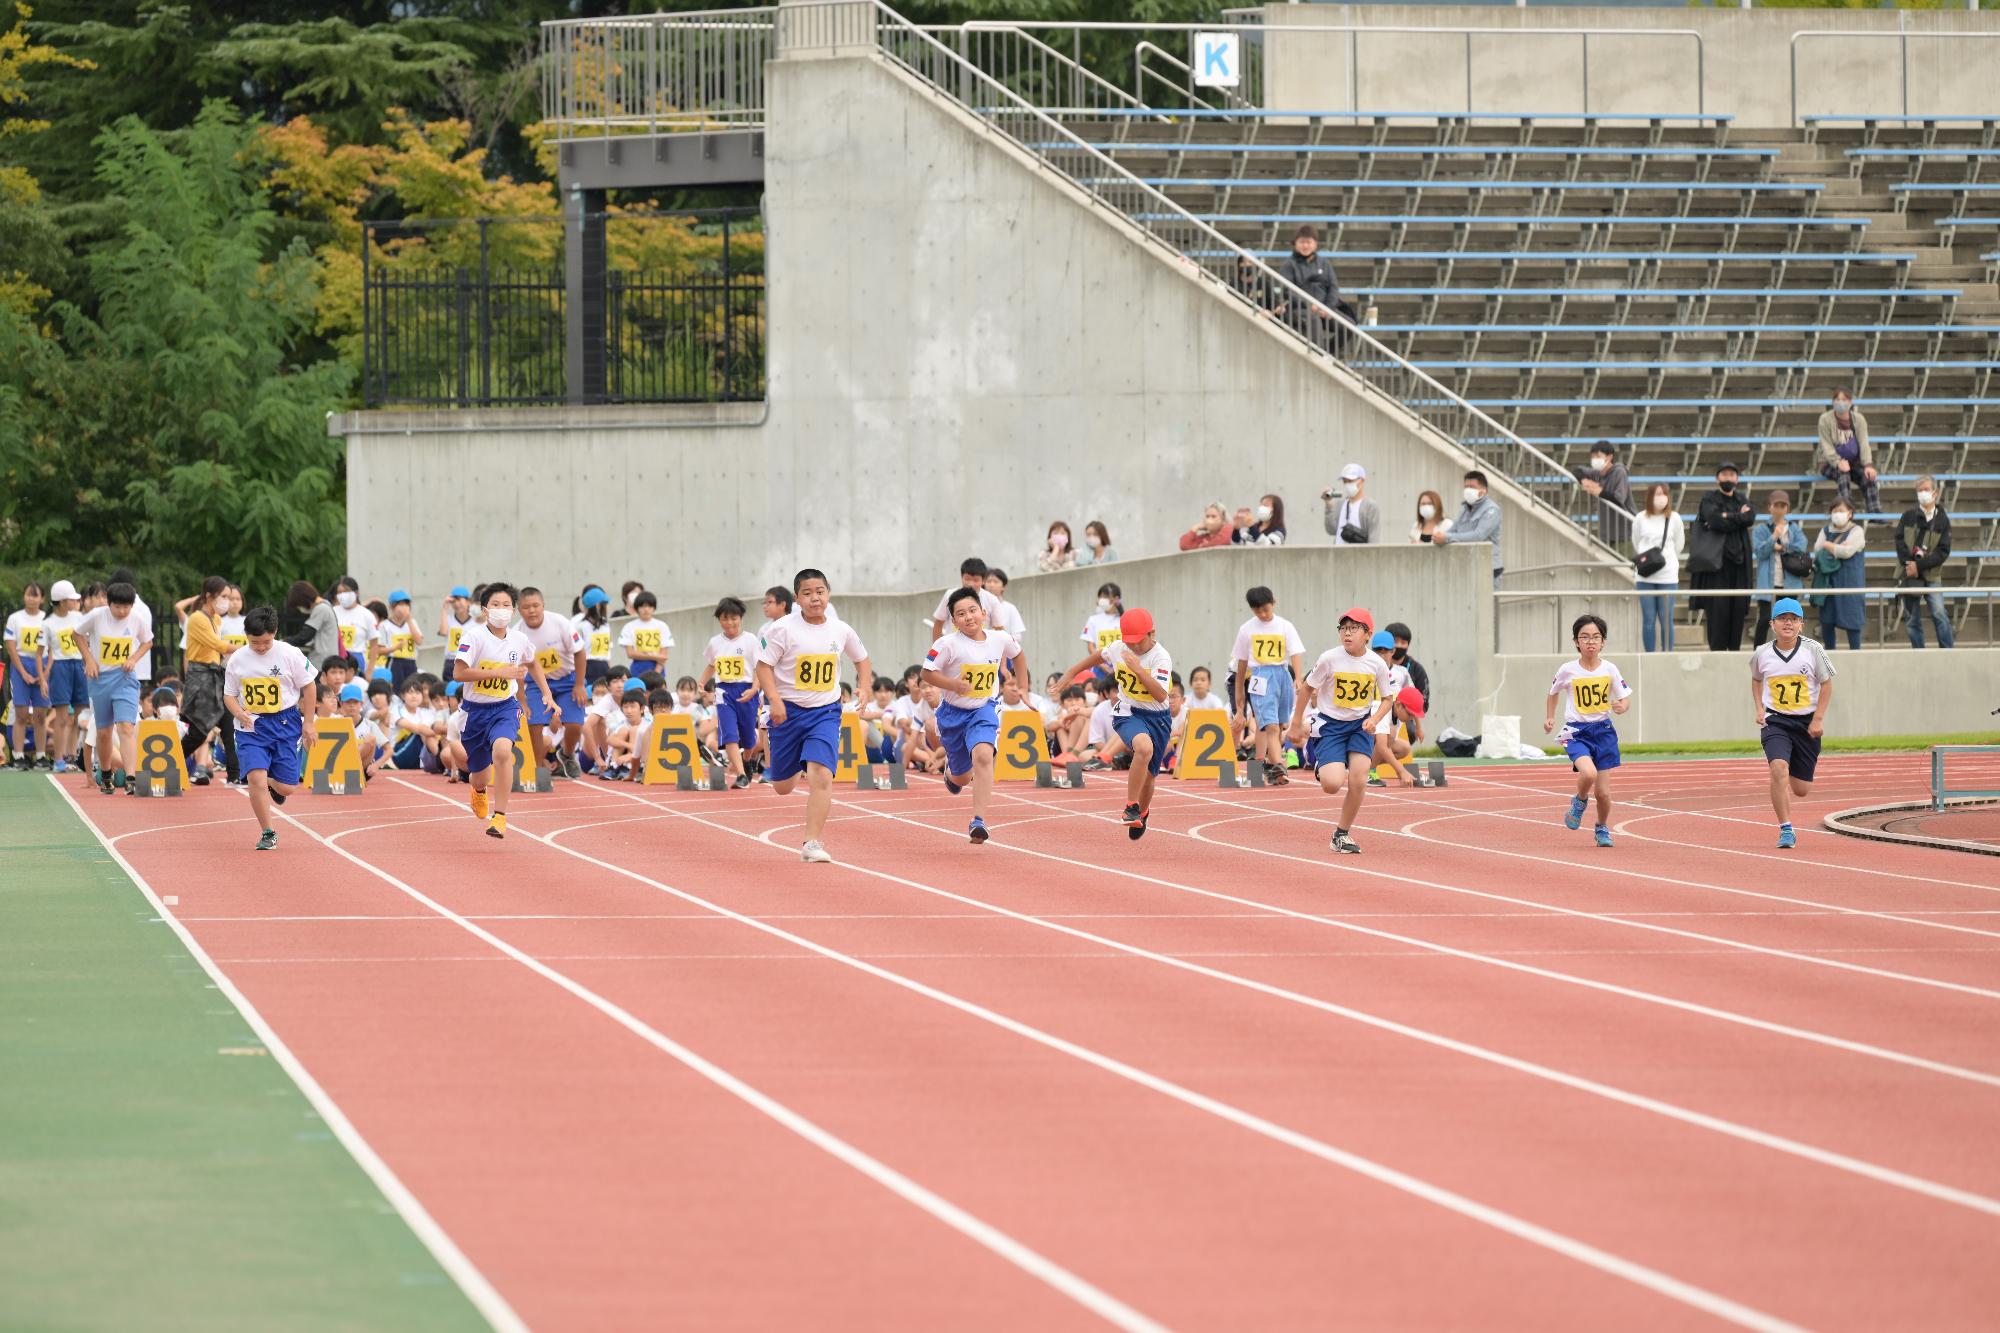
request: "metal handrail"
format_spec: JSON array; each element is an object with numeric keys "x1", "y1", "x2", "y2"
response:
[
  {"x1": 1789, "y1": 29, "x2": 2000, "y2": 129},
  {"x1": 1130, "y1": 39, "x2": 1256, "y2": 113},
  {"x1": 542, "y1": 9, "x2": 776, "y2": 139},
  {"x1": 949, "y1": 22, "x2": 1157, "y2": 119},
  {"x1": 771, "y1": 0, "x2": 1629, "y2": 553}
]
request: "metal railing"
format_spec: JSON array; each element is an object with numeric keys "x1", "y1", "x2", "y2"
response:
[
  {"x1": 1496, "y1": 585, "x2": 2000, "y2": 649},
  {"x1": 542, "y1": 9, "x2": 774, "y2": 138},
  {"x1": 947, "y1": 23, "x2": 1155, "y2": 119},
  {"x1": 1790, "y1": 30, "x2": 2000, "y2": 128},
  {"x1": 768, "y1": 0, "x2": 1626, "y2": 547},
  {"x1": 1132, "y1": 39, "x2": 1262, "y2": 113}
]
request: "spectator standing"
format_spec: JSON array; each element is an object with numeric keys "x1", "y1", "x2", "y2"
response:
[
  {"x1": 1895, "y1": 476, "x2": 1955, "y2": 649},
  {"x1": 1238, "y1": 494, "x2": 1287, "y2": 546},
  {"x1": 1179, "y1": 503, "x2": 1233, "y2": 552},
  {"x1": 1813, "y1": 498, "x2": 1867, "y2": 650},
  {"x1": 1437, "y1": 471, "x2": 1503, "y2": 580},
  {"x1": 1576, "y1": 440, "x2": 1634, "y2": 548},
  {"x1": 1079, "y1": 521, "x2": 1118, "y2": 566},
  {"x1": 1382, "y1": 622, "x2": 1429, "y2": 711},
  {"x1": 1039, "y1": 521, "x2": 1077, "y2": 573},
  {"x1": 1750, "y1": 489, "x2": 1808, "y2": 649},
  {"x1": 1269, "y1": 224, "x2": 1355, "y2": 342},
  {"x1": 283, "y1": 580, "x2": 341, "y2": 663},
  {"x1": 178, "y1": 575, "x2": 237, "y2": 784},
  {"x1": 1628, "y1": 482, "x2": 1686, "y2": 653},
  {"x1": 1816, "y1": 389, "x2": 1881, "y2": 516},
  {"x1": 1323, "y1": 465, "x2": 1379, "y2": 545},
  {"x1": 1690, "y1": 462, "x2": 1756, "y2": 652},
  {"x1": 1409, "y1": 490, "x2": 1451, "y2": 545}
]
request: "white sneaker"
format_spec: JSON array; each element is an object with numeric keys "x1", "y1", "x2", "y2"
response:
[{"x1": 801, "y1": 840, "x2": 833, "y2": 864}]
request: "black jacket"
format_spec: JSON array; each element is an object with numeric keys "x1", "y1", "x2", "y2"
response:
[
  {"x1": 1696, "y1": 487, "x2": 1757, "y2": 566},
  {"x1": 1895, "y1": 506, "x2": 1953, "y2": 586},
  {"x1": 1274, "y1": 250, "x2": 1341, "y2": 311}
]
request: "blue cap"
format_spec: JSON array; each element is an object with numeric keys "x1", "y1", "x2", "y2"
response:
[
  {"x1": 623, "y1": 681, "x2": 648, "y2": 696},
  {"x1": 370, "y1": 666, "x2": 393, "y2": 682},
  {"x1": 445, "y1": 681, "x2": 461, "y2": 697},
  {"x1": 1369, "y1": 630, "x2": 1395, "y2": 650},
  {"x1": 1772, "y1": 596, "x2": 1804, "y2": 619},
  {"x1": 338, "y1": 683, "x2": 366, "y2": 704},
  {"x1": 387, "y1": 588, "x2": 410, "y2": 604},
  {"x1": 449, "y1": 585, "x2": 470, "y2": 599},
  {"x1": 581, "y1": 587, "x2": 610, "y2": 609}
]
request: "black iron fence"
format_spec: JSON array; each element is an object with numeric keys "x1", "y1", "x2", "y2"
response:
[{"x1": 360, "y1": 209, "x2": 765, "y2": 408}]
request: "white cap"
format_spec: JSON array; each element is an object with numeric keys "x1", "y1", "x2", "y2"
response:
[
  {"x1": 1340, "y1": 463, "x2": 1367, "y2": 482},
  {"x1": 51, "y1": 579, "x2": 79, "y2": 601}
]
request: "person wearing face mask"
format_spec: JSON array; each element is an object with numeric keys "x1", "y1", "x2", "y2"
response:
[
  {"x1": 329, "y1": 576, "x2": 376, "y2": 672},
  {"x1": 1381, "y1": 623, "x2": 1429, "y2": 710},
  {"x1": 1237, "y1": 494, "x2": 1287, "y2": 547},
  {"x1": 176, "y1": 575, "x2": 239, "y2": 786},
  {"x1": 1322, "y1": 464, "x2": 1379, "y2": 546},
  {"x1": 1816, "y1": 389, "x2": 1881, "y2": 518},
  {"x1": 1750, "y1": 489, "x2": 1809, "y2": 649},
  {"x1": 1573, "y1": 441, "x2": 1634, "y2": 548},
  {"x1": 282, "y1": 579, "x2": 342, "y2": 664},
  {"x1": 1179, "y1": 502, "x2": 1233, "y2": 551},
  {"x1": 1895, "y1": 476, "x2": 1955, "y2": 650},
  {"x1": 1408, "y1": 490, "x2": 1451, "y2": 545},
  {"x1": 1039, "y1": 521, "x2": 1078, "y2": 573},
  {"x1": 1435, "y1": 471, "x2": 1504, "y2": 581},
  {"x1": 1689, "y1": 462, "x2": 1757, "y2": 652},
  {"x1": 1079, "y1": 583, "x2": 1125, "y2": 675},
  {"x1": 1629, "y1": 483, "x2": 1686, "y2": 653},
  {"x1": 1813, "y1": 499, "x2": 1867, "y2": 651},
  {"x1": 1079, "y1": 521, "x2": 1117, "y2": 566}
]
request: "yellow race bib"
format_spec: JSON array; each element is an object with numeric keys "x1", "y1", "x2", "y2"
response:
[
  {"x1": 390, "y1": 632, "x2": 416, "y2": 660},
  {"x1": 1250, "y1": 633, "x2": 1286, "y2": 665},
  {"x1": 56, "y1": 627, "x2": 78, "y2": 656},
  {"x1": 1095, "y1": 629, "x2": 1122, "y2": 650},
  {"x1": 100, "y1": 636, "x2": 134, "y2": 668},
  {"x1": 590, "y1": 631, "x2": 611, "y2": 658},
  {"x1": 1766, "y1": 674, "x2": 1810, "y2": 712},
  {"x1": 632, "y1": 627, "x2": 663, "y2": 656},
  {"x1": 1570, "y1": 676, "x2": 1614, "y2": 715},
  {"x1": 714, "y1": 655, "x2": 747, "y2": 683},
  {"x1": 960, "y1": 663, "x2": 999, "y2": 699},
  {"x1": 472, "y1": 660, "x2": 513, "y2": 700},
  {"x1": 535, "y1": 646, "x2": 566, "y2": 674},
  {"x1": 1328, "y1": 672, "x2": 1373, "y2": 708},
  {"x1": 1114, "y1": 663, "x2": 1155, "y2": 702},
  {"x1": 446, "y1": 626, "x2": 463, "y2": 655},
  {"x1": 794, "y1": 653, "x2": 838, "y2": 691},
  {"x1": 224, "y1": 634, "x2": 248, "y2": 650},
  {"x1": 17, "y1": 625, "x2": 41, "y2": 655},
  {"x1": 339, "y1": 624, "x2": 362, "y2": 651},
  {"x1": 240, "y1": 677, "x2": 284, "y2": 715}
]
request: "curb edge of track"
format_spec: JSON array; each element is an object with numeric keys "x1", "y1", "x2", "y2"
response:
[{"x1": 1822, "y1": 799, "x2": 2000, "y2": 858}]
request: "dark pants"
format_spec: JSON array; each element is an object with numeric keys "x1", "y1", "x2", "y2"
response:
[
  {"x1": 1694, "y1": 561, "x2": 1750, "y2": 651},
  {"x1": 180, "y1": 712, "x2": 238, "y2": 779},
  {"x1": 1819, "y1": 611, "x2": 1862, "y2": 651},
  {"x1": 1818, "y1": 462, "x2": 1881, "y2": 515}
]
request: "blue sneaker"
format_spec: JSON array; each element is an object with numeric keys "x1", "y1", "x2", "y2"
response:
[
  {"x1": 944, "y1": 775, "x2": 962, "y2": 796},
  {"x1": 968, "y1": 817, "x2": 988, "y2": 844},
  {"x1": 1564, "y1": 796, "x2": 1587, "y2": 831},
  {"x1": 1594, "y1": 825, "x2": 1613, "y2": 848},
  {"x1": 52, "y1": 759, "x2": 68, "y2": 774},
  {"x1": 1777, "y1": 824, "x2": 1796, "y2": 850}
]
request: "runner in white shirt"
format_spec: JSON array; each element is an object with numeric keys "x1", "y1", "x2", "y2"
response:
[
  {"x1": 42, "y1": 580, "x2": 88, "y2": 773},
  {"x1": 1287, "y1": 607, "x2": 1395, "y2": 855},
  {"x1": 4, "y1": 583, "x2": 48, "y2": 770},
  {"x1": 754, "y1": 568, "x2": 874, "y2": 864},
  {"x1": 1542, "y1": 614, "x2": 1633, "y2": 847},
  {"x1": 77, "y1": 583, "x2": 154, "y2": 793},
  {"x1": 1229, "y1": 587, "x2": 1307, "y2": 786},
  {"x1": 222, "y1": 607, "x2": 319, "y2": 851},
  {"x1": 1059, "y1": 606, "x2": 1172, "y2": 841},
  {"x1": 921, "y1": 587, "x2": 1027, "y2": 843},
  {"x1": 928, "y1": 558, "x2": 1005, "y2": 642},
  {"x1": 1750, "y1": 596, "x2": 1837, "y2": 849},
  {"x1": 517, "y1": 587, "x2": 588, "y2": 779},
  {"x1": 451, "y1": 584, "x2": 553, "y2": 840},
  {"x1": 699, "y1": 596, "x2": 764, "y2": 789}
]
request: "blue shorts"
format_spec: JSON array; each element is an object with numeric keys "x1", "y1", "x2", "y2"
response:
[
  {"x1": 527, "y1": 674, "x2": 586, "y2": 728},
  {"x1": 1113, "y1": 709, "x2": 1174, "y2": 774},
  {"x1": 238, "y1": 707, "x2": 305, "y2": 786},
  {"x1": 716, "y1": 686, "x2": 759, "y2": 749},
  {"x1": 1761, "y1": 712, "x2": 1822, "y2": 783},
  {"x1": 49, "y1": 659, "x2": 87, "y2": 709},
  {"x1": 1310, "y1": 714, "x2": 1376, "y2": 769},
  {"x1": 1563, "y1": 719, "x2": 1623, "y2": 772},
  {"x1": 769, "y1": 701, "x2": 842, "y2": 782},
  {"x1": 937, "y1": 701, "x2": 999, "y2": 776},
  {"x1": 392, "y1": 734, "x2": 427, "y2": 770},
  {"x1": 1247, "y1": 666, "x2": 1295, "y2": 728},
  {"x1": 460, "y1": 697, "x2": 522, "y2": 776},
  {"x1": 11, "y1": 665, "x2": 49, "y2": 709},
  {"x1": 88, "y1": 670, "x2": 141, "y2": 729}
]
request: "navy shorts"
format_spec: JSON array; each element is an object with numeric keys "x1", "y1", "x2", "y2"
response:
[
  {"x1": 392, "y1": 734, "x2": 427, "y2": 770},
  {"x1": 1113, "y1": 708, "x2": 1174, "y2": 774},
  {"x1": 716, "y1": 686, "x2": 759, "y2": 749},
  {"x1": 238, "y1": 708, "x2": 304, "y2": 786},
  {"x1": 49, "y1": 659, "x2": 87, "y2": 709},
  {"x1": 388, "y1": 658, "x2": 418, "y2": 692},
  {"x1": 1310, "y1": 714, "x2": 1376, "y2": 769},
  {"x1": 460, "y1": 697, "x2": 522, "y2": 775},
  {"x1": 937, "y1": 701, "x2": 999, "y2": 775},
  {"x1": 1760, "y1": 711, "x2": 1821, "y2": 783},
  {"x1": 527, "y1": 674, "x2": 586, "y2": 728},
  {"x1": 1563, "y1": 719, "x2": 1623, "y2": 772},
  {"x1": 769, "y1": 700, "x2": 841, "y2": 781}
]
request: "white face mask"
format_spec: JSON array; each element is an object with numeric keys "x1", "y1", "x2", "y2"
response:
[
  {"x1": 1651, "y1": 496, "x2": 1668, "y2": 512},
  {"x1": 335, "y1": 590, "x2": 357, "y2": 608},
  {"x1": 157, "y1": 705, "x2": 178, "y2": 723},
  {"x1": 1418, "y1": 503, "x2": 1436, "y2": 521},
  {"x1": 485, "y1": 606, "x2": 513, "y2": 629},
  {"x1": 1096, "y1": 598, "x2": 1113, "y2": 615},
  {"x1": 1592, "y1": 457, "x2": 1609, "y2": 473},
  {"x1": 1255, "y1": 505, "x2": 1273, "y2": 522},
  {"x1": 1084, "y1": 690, "x2": 1100, "y2": 707},
  {"x1": 1830, "y1": 512, "x2": 1851, "y2": 529},
  {"x1": 1086, "y1": 532, "x2": 1102, "y2": 547},
  {"x1": 1462, "y1": 487, "x2": 1482, "y2": 507},
  {"x1": 1343, "y1": 482, "x2": 1361, "y2": 499},
  {"x1": 1917, "y1": 490, "x2": 1935, "y2": 508}
]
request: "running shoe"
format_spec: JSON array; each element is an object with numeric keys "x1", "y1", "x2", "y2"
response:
[
  {"x1": 1594, "y1": 825, "x2": 1613, "y2": 848},
  {"x1": 51, "y1": 759, "x2": 68, "y2": 774},
  {"x1": 943, "y1": 775, "x2": 962, "y2": 796},
  {"x1": 1120, "y1": 803, "x2": 1144, "y2": 826},
  {"x1": 191, "y1": 769, "x2": 211, "y2": 787},
  {"x1": 1366, "y1": 775, "x2": 1386, "y2": 788},
  {"x1": 968, "y1": 817, "x2": 988, "y2": 844},
  {"x1": 801, "y1": 840, "x2": 833, "y2": 864},
  {"x1": 1082, "y1": 757, "x2": 1109, "y2": 772},
  {"x1": 1330, "y1": 829, "x2": 1360, "y2": 855},
  {"x1": 111, "y1": 769, "x2": 127, "y2": 790},
  {"x1": 1265, "y1": 764, "x2": 1290, "y2": 787},
  {"x1": 1777, "y1": 824, "x2": 1796, "y2": 850},
  {"x1": 1564, "y1": 796, "x2": 1587, "y2": 831},
  {"x1": 255, "y1": 829, "x2": 278, "y2": 852},
  {"x1": 731, "y1": 773, "x2": 752, "y2": 790},
  {"x1": 486, "y1": 813, "x2": 506, "y2": 840},
  {"x1": 270, "y1": 790, "x2": 287, "y2": 806},
  {"x1": 1127, "y1": 810, "x2": 1149, "y2": 842},
  {"x1": 561, "y1": 750, "x2": 582, "y2": 781},
  {"x1": 471, "y1": 788, "x2": 490, "y2": 821}
]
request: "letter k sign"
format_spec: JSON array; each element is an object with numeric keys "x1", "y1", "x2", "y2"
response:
[{"x1": 1194, "y1": 32, "x2": 1240, "y2": 88}]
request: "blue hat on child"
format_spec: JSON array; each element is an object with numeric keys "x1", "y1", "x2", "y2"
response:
[
  {"x1": 338, "y1": 683, "x2": 366, "y2": 704},
  {"x1": 623, "y1": 681, "x2": 648, "y2": 696},
  {"x1": 581, "y1": 587, "x2": 610, "y2": 609},
  {"x1": 1772, "y1": 597, "x2": 1804, "y2": 619},
  {"x1": 387, "y1": 588, "x2": 410, "y2": 605},
  {"x1": 370, "y1": 666, "x2": 393, "y2": 682},
  {"x1": 445, "y1": 681, "x2": 461, "y2": 697},
  {"x1": 1369, "y1": 630, "x2": 1395, "y2": 650},
  {"x1": 449, "y1": 585, "x2": 471, "y2": 599}
]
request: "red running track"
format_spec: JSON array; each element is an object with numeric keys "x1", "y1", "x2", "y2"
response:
[{"x1": 57, "y1": 751, "x2": 2000, "y2": 1331}]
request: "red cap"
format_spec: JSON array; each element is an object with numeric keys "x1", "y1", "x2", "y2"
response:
[
  {"x1": 1119, "y1": 608, "x2": 1154, "y2": 639},
  {"x1": 1338, "y1": 606, "x2": 1374, "y2": 632},
  {"x1": 1396, "y1": 686, "x2": 1426, "y2": 719}
]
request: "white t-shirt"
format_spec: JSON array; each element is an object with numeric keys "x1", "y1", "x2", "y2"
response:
[
  {"x1": 671, "y1": 698, "x2": 711, "y2": 721},
  {"x1": 44, "y1": 609, "x2": 84, "y2": 661},
  {"x1": 1751, "y1": 637, "x2": 1836, "y2": 717},
  {"x1": 375, "y1": 617, "x2": 421, "y2": 661},
  {"x1": 334, "y1": 603, "x2": 377, "y2": 659},
  {"x1": 218, "y1": 613, "x2": 247, "y2": 651},
  {"x1": 4, "y1": 610, "x2": 47, "y2": 664},
  {"x1": 990, "y1": 598, "x2": 1028, "y2": 641},
  {"x1": 453, "y1": 623, "x2": 535, "y2": 705},
  {"x1": 619, "y1": 616, "x2": 674, "y2": 666},
  {"x1": 1087, "y1": 698, "x2": 1116, "y2": 746},
  {"x1": 1548, "y1": 657, "x2": 1632, "y2": 729},
  {"x1": 756, "y1": 611, "x2": 868, "y2": 707},
  {"x1": 390, "y1": 701, "x2": 439, "y2": 743},
  {"x1": 1187, "y1": 687, "x2": 1224, "y2": 712},
  {"x1": 1104, "y1": 641, "x2": 1172, "y2": 715},
  {"x1": 1080, "y1": 612, "x2": 1123, "y2": 653},
  {"x1": 1231, "y1": 615, "x2": 1306, "y2": 673},
  {"x1": 446, "y1": 706, "x2": 467, "y2": 743},
  {"x1": 704, "y1": 630, "x2": 761, "y2": 691},
  {"x1": 1023, "y1": 691, "x2": 1060, "y2": 726},
  {"x1": 580, "y1": 619, "x2": 614, "y2": 664},
  {"x1": 923, "y1": 628, "x2": 1021, "y2": 711},
  {"x1": 931, "y1": 585, "x2": 1005, "y2": 631},
  {"x1": 77, "y1": 604, "x2": 155, "y2": 673},
  {"x1": 443, "y1": 611, "x2": 477, "y2": 658},
  {"x1": 1305, "y1": 648, "x2": 1393, "y2": 723},
  {"x1": 1374, "y1": 662, "x2": 1413, "y2": 736},
  {"x1": 588, "y1": 692, "x2": 621, "y2": 724},
  {"x1": 519, "y1": 612, "x2": 585, "y2": 680},
  {"x1": 224, "y1": 641, "x2": 318, "y2": 723}
]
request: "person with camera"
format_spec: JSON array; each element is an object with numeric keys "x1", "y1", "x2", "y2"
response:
[
  {"x1": 1321, "y1": 463, "x2": 1379, "y2": 546},
  {"x1": 1750, "y1": 489, "x2": 1810, "y2": 649}
]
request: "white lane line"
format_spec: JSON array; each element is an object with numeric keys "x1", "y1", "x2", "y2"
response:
[{"x1": 46, "y1": 775, "x2": 531, "y2": 1333}]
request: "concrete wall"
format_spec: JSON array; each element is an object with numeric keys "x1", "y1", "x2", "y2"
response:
[
  {"x1": 1486, "y1": 647, "x2": 2000, "y2": 745},
  {"x1": 334, "y1": 48, "x2": 1618, "y2": 659},
  {"x1": 1259, "y1": 4, "x2": 2000, "y2": 125}
]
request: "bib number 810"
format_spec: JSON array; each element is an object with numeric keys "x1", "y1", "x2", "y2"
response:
[{"x1": 796, "y1": 655, "x2": 837, "y2": 689}]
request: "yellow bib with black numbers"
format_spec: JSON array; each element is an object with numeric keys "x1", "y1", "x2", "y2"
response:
[
  {"x1": 17, "y1": 625, "x2": 41, "y2": 655},
  {"x1": 714, "y1": 655, "x2": 747, "y2": 683},
  {"x1": 1114, "y1": 663, "x2": 1153, "y2": 702},
  {"x1": 473, "y1": 660, "x2": 513, "y2": 699},
  {"x1": 390, "y1": 632, "x2": 416, "y2": 660},
  {"x1": 1570, "y1": 676, "x2": 1613, "y2": 715},
  {"x1": 240, "y1": 677, "x2": 284, "y2": 715},
  {"x1": 590, "y1": 630, "x2": 611, "y2": 658},
  {"x1": 339, "y1": 624, "x2": 362, "y2": 651},
  {"x1": 1766, "y1": 674, "x2": 1810, "y2": 713},
  {"x1": 632, "y1": 628, "x2": 663, "y2": 656},
  {"x1": 1250, "y1": 633, "x2": 1286, "y2": 665},
  {"x1": 446, "y1": 626, "x2": 463, "y2": 655},
  {"x1": 99, "y1": 636, "x2": 134, "y2": 668},
  {"x1": 794, "y1": 653, "x2": 838, "y2": 691},
  {"x1": 959, "y1": 663, "x2": 999, "y2": 699},
  {"x1": 57, "y1": 627, "x2": 79, "y2": 656},
  {"x1": 535, "y1": 646, "x2": 566, "y2": 675},
  {"x1": 224, "y1": 634, "x2": 248, "y2": 650},
  {"x1": 1328, "y1": 672, "x2": 1373, "y2": 708},
  {"x1": 1096, "y1": 629, "x2": 1122, "y2": 650}
]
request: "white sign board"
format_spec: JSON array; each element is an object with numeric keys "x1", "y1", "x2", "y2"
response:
[{"x1": 1193, "y1": 31, "x2": 1241, "y2": 89}]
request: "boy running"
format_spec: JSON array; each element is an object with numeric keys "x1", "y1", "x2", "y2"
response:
[
  {"x1": 451, "y1": 584, "x2": 553, "y2": 839},
  {"x1": 1544, "y1": 614, "x2": 1632, "y2": 848},
  {"x1": 1230, "y1": 586, "x2": 1305, "y2": 786},
  {"x1": 1750, "y1": 597, "x2": 1836, "y2": 849},
  {"x1": 921, "y1": 587, "x2": 1026, "y2": 843},
  {"x1": 517, "y1": 586, "x2": 588, "y2": 779},
  {"x1": 222, "y1": 607, "x2": 318, "y2": 851},
  {"x1": 1287, "y1": 608, "x2": 1394, "y2": 854},
  {"x1": 1058, "y1": 608, "x2": 1172, "y2": 840},
  {"x1": 755, "y1": 569, "x2": 874, "y2": 864},
  {"x1": 700, "y1": 597, "x2": 762, "y2": 789}
]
